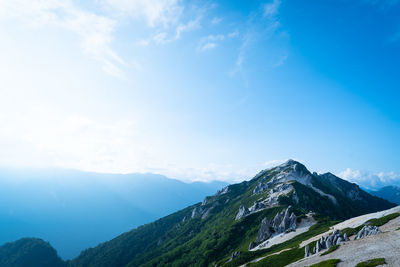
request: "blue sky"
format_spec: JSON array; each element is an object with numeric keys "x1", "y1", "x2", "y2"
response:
[{"x1": 0, "y1": 0, "x2": 399, "y2": 187}]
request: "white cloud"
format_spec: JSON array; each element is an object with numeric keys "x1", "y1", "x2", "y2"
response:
[
  {"x1": 138, "y1": 11, "x2": 202, "y2": 45},
  {"x1": 103, "y1": 0, "x2": 183, "y2": 28},
  {"x1": 153, "y1": 162, "x2": 267, "y2": 183},
  {"x1": 338, "y1": 168, "x2": 400, "y2": 190},
  {"x1": 0, "y1": 0, "x2": 199, "y2": 76},
  {"x1": 0, "y1": 0, "x2": 124, "y2": 77},
  {"x1": 197, "y1": 32, "x2": 238, "y2": 52},
  {"x1": 228, "y1": 30, "x2": 239, "y2": 38},
  {"x1": 153, "y1": 32, "x2": 169, "y2": 44},
  {"x1": 175, "y1": 18, "x2": 200, "y2": 39},
  {"x1": 200, "y1": 42, "x2": 217, "y2": 51}
]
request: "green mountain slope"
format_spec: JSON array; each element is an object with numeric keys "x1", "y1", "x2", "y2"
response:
[
  {"x1": 0, "y1": 238, "x2": 65, "y2": 267},
  {"x1": 69, "y1": 160, "x2": 394, "y2": 267},
  {"x1": 370, "y1": 186, "x2": 400, "y2": 205}
]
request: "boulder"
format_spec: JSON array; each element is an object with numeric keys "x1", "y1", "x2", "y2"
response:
[{"x1": 355, "y1": 225, "x2": 381, "y2": 240}]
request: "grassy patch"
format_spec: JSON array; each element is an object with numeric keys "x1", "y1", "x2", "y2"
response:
[
  {"x1": 309, "y1": 259, "x2": 341, "y2": 267},
  {"x1": 320, "y1": 244, "x2": 339, "y2": 256},
  {"x1": 365, "y1": 213, "x2": 400, "y2": 227},
  {"x1": 248, "y1": 247, "x2": 304, "y2": 267},
  {"x1": 355, "y1": 257, "x2": 386, "y2": 267}
]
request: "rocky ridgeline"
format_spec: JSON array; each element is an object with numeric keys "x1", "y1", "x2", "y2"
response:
[
  {"x1": 354, "y1": 225, "x2": 381, "y2": 240},
  {"x1": 236, "y1": 183, "x2": 294, "y2": 220},
  {"x1": 305, "y1": 229, "x2": 349, "y2": 257},
  {"x1": 249, "y1": 207, "x2": 297, "y2": 249},
  {"x1": 189, "y1": 186, "x2": 231, "y2": 221},
  {"x1": 236, "y1": 202, "x2": 271, "y2": 220}
]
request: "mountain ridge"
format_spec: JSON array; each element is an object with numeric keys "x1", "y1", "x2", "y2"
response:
[
  {"x1": 0, "y1": 160, "x2": 395, "y2": 267},
  {"x1": 370, "y1": 185, "x2": 400, "y2": 205},
  {"x1": 68, "y1": 160, "x2": 394, "y2": 266}
]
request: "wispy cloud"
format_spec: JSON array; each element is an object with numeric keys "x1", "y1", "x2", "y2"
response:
[
  {"x1": 211, "y1": 17, "x2": 222, "y2": 25},
  {"x1": 200, "y1": 42, "x2": 217, "y2": 51},
  {"x1": 338, "y1": 168, "x2": 400, "y2": 190},
  {"x1": 0, "y1": 0, "x2": 124, "y2": 77},
  {"x1": 102, "y1": 0, "x2": 183, "y2": 28},
  {"x1": 198, "y1": 32, "x2": 238, "y2": 52},
  {"x1": 0, "y1": 0, "x2": 198, "y2": 77},
  {"x1": 263, "y1": 0, "x2": 282, "y2": 18},
  {"x1": 198, "y1": 34, "x2": 224, "y2": 51},
  {"x1": 231, "y1": 0, "x2": 288, "y2": 75},
  {"x1": 139, "y1": 8, "x2": 203, "y2": 45}
]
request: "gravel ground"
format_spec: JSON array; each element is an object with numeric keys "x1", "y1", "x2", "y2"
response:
[
  {"x1": 287, "y1": 209, "x2": 400, "y2": 267},
  {"x1": 299, "y1": 206, "x2": 400, "y2": 248}
]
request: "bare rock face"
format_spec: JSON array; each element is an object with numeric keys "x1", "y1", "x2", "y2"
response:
[
  {"x1": 191, "y1": 207, "x2": 203, "y2": 218},
  {"x1": 192, "y1": 203, "x2": 217, "y2": 219},
  {"x1": 201, "y1": 207, "x2": 213, "y2": 219},
  {"x1": 235, "y1": 205, "x2": 249, "y2": 220},
  {"x1": 250, "y1": 206, "x2": 298, "y2": 249},
  {"x1": 253, "y1": 181, "x2": 270, "y2": 194},
  {"x1": 354, "y1": 225, "x2": 381, "y2": 240},
  {"x1": 305, "y1": 245, "x2": 310, "y2": 257},
  {"x1": 249, "y1": 201, "x2": 267, "y2": 213},
  {"x1": 256, "y1": 218, "x2": 271, "y2": 243},
  {"x1": 316, "y1": 238, "x2": 321, "y2": 253},
  {"x1": 272, "y1": 206, "x2": 297, "y2": 234}
]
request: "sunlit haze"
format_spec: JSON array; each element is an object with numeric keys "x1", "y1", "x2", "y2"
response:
[{"x1": 1, "y1": 0, "x2": 399, "y2": 184}]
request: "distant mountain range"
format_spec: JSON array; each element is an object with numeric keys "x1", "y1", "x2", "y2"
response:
[
  {"x1": 370, "y1": 185, "x2": 400, "y2": 205},
  {"x1": 0, "y1": 169, "x2": 227, "y2": 259},
  {"x1": 2, "y1": 160, "x2": 394, "y2": 266}
]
